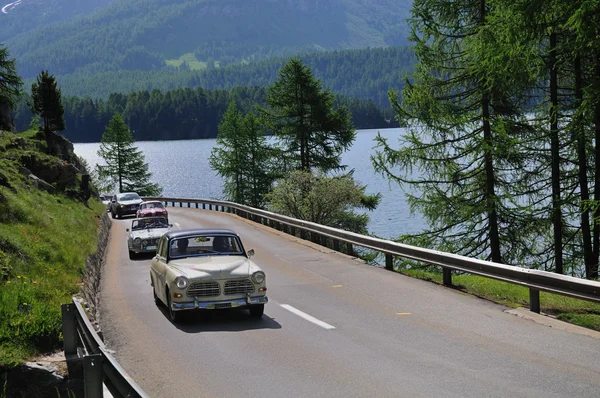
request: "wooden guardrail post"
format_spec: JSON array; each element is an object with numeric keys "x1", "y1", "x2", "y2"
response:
[
  {"x1": 83, "y1": 354, "x2": 104, "y2": 398},
  {"x1": 443, "y1": 268, "x2": 452, "y2": 286},
  {"x1": 530, "y1": 288, "x2": 540, "y2": 313}
]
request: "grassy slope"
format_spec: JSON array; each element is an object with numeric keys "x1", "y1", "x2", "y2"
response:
[{"x1": 0, "y1": 130, "x2": 104, "y2": 368}]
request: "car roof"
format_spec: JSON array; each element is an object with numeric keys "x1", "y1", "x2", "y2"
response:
[
  {"x1": 117, "y1": 192, "x2": 139, "y2": 197},
  {"x1": 164, "y1": 229, "x2": 239, "y2": 240},
  {"x1": 141, "y1": 200, "x2": 162, "y2": 204},
  {"x1": 132, "y1": 216, "x2": 168, "y2": 222}
]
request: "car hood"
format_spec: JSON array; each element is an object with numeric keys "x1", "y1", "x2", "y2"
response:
[
  {"x1": 169, "y1": 256, "x2": 256, "y2": 279},
  {"x1": 120, "y1": 199, "x2": 142, "y2": 205},
  {"x1": 130, "y1": 228, "x2": 169, "y2": 239}
]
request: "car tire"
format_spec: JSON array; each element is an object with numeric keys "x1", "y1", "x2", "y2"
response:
[
  {"x1": 111, "y1": 210, "x2": 115, "y2": 219},
  {"x1": 153, "y1": 285, "x2": 160, "y2": 306},
  {"x1": 116, "y1": 210, "x2": 121, "y2": 219},
  {"x1": 166, "y1": 288, "x2": 182, "y2": 323},
  {"x1": 249, "y1": 304, "x2": 264, "y2": 318},
  {"x1": 128, "y1": 250, "x2": 136, "y2": 259}
]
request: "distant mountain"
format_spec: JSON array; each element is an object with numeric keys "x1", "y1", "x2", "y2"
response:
[
  {"x1": 47, "y1": 46, "x2": 415, "y2": 108},
  {"x1": 5, "y1": 0, "x2": 412, "y2": 79},
  {"x1": 0, "y1": 0, "x2": 114, "y2": 42}
]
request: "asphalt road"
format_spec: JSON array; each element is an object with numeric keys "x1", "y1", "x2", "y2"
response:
[{"x1": 99, "y1": 207, "x2": 600, "y2": 398}]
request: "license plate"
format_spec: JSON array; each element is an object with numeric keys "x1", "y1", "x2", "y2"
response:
[{"x1": 145, "y1": 245, "x2": 157, "y2": 251}]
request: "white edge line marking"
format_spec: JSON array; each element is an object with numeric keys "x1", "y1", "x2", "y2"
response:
[{"x1": 280, "y1": 304, "x2": 336, "y2": 330}]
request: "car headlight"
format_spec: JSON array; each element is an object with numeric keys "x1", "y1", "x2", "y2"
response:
[
  {"x1": 142, "y1": 240, "x2": 148, "y2": 245},
  {"x1": 251, "y1": 271, "x2": 265, "y2": 284},
  {"x1": 174, "y1": 276, "x2": 188, "y2": 289}
]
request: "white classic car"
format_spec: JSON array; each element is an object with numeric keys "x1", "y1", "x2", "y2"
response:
[
  {"x1": 150, "y1": 229, "x2": 268, "y2": 322},
  {"x1": 126, "y1": 217, "x2": 171, "y2": 258}
]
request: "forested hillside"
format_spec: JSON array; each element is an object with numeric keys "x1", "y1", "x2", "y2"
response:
[
  {"x1": 48, "y1": 47, "x2": 415, "y2": 108},
  {"x1": 13, "y1": 86, "x2": 397, "y2": 143},
  {"x1": 5, "y1": 0, "x2": 412, "y2": 78},
  {"x1": 0, "y1": 0, "x2": 113, "y2": 42}
]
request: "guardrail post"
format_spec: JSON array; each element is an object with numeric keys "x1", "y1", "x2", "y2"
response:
[
  {"x1": 61, "y1": 303, "x2": 78, "y2": 356},
  {"x1": 346, "y1": 243, "x2": 354, "y2": 256},
  {"x1": 529, "y1": 288, "x2": 540, "y2": 313},
  {"x1": 333, "y1": 239, "x2": 340, "y2": 251},
  {"x1": 84, "y1": 354, "x2": 104, "y2": 398},
  {"x1": 442, "y1": 268, "x2": 452, "y2": 286},
  {"x1": 202, "y1": 203, "x2": 206, "y2": 209},
  {"x1": 209, "y1": 204, "x2": 213, "y2": 210},
  {"x1": 385, "y1": 254, "x2": 393, "y2": 271},
  {"x1": 300, "y1": 229, "x2": 307, "y2": 240}
]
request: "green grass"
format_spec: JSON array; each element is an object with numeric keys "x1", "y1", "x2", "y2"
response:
[
  {"x1": 0, "y1": 130, "x2": 104, "y2": 368},
  {"x1": 395, "y1": 263, "x2": 600, "y2": 331},
  {"x1": 165, "y1": 53, "x2": 210, "y2": 70}
]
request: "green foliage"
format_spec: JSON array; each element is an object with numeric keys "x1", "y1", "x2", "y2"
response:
[
  {"x1": 4, "y1": 0, "x2": 410, "y2": 79},
  {"x1": 14, "y1": 84, "x2": 395, "y2": 143},
  {"x1": 95, "y1": 114, "x2": 162, "y2": 195},
  {"x1": 210, "y1": 101, "x2": 275, "y2": 208},
  {"x1": 263, "y1": 58, "x2": 356, "y2": 173},
  {"x1": 34, "y1": 46, "x2": 414, "y2": 109},
  {"x1": 0, "y1": 44, "x2": 22, "y2": 131},
  {"x1": 373, "y1": 0, "x2": 541, "y2": 266},
  {"x1": 0, "y1": 131, "x2": 104, "y2": 367},
  {"x1": 266, "y1": 170, "x2": 380, "y2": 234},
  {"x1": 29, "y1": 70, "x2": 65, "y2": 133}
]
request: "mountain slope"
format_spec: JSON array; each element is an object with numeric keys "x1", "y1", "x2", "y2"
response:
[
  {"x1": 0, "y1": 0, "x2": 114, "y2": 42},
  {"x1": 6, "y1": 0, "x2": 412, "y2": 78}
]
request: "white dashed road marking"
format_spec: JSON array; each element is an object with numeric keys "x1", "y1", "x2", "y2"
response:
[{"x1": 280, "y1": 304, "x2": 336, "y2": 330}]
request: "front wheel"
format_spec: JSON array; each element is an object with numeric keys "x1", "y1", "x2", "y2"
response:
[
  {"x1": 166, "y1": 289, "x2": 182, "y2": 323},
  {"x1": 128, "y1": 250, "x2": 136, "y2": 259},
  {"x1": 249, "y1": 304, "x2": 264, "y2": 318}
]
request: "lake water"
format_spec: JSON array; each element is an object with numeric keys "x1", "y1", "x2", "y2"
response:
[{"x1": 74, "y1": 128, "x2": 425, "y2": 239}]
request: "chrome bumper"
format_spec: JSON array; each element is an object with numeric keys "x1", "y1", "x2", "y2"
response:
[{"x1": 171, "y1": 296, "x2": 268, "y2": 311}]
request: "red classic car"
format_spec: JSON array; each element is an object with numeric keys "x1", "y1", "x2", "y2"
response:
[{"x1": 136, "y1": 200, "x2": 168, "y2": 220}]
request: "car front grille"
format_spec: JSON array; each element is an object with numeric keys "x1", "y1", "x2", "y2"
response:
[
  {"x1": 224, "y1": 279, "x2": 254, "y2": 295},
  {"x1": 188, "y1": 281, "x2": 220, "y2": 297}
]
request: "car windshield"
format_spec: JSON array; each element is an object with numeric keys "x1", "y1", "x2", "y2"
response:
[
  {"x1": 132, "y1": 217, "x2": 169, "y2": 230},
  {"x1": 120, "y1": 193, "x2": 140, "y2": 201},
  {"x1": 142, "y1": 202, "x2": 163, "y2": 209},
  {"x1": 169, "y1": 234, "x2": 243, "y2": 259}
]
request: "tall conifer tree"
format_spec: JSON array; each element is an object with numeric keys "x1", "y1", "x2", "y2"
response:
[
  {"x1": 373, "y1": 0, "x2": 536, "y2": 264},
  {"x1": 96, "y1": 114, "x2": 162, "y2": 196}
]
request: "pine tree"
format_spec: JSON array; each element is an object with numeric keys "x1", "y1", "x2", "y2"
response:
[
  {"x1": 96, "y1": 114, "x2": 162, "y2": 196},
  {"x1": 210, "y1": 101, "x2": 274, "y2": 207},
  {"x1": 262, "y1": 58, "x2": 355, "y2": 173},
  {"x1": 0, "y1": 44, "x2": 23, "y2": 131},
  {"x1": 30, "y1": 70, "x2": 65, "y2": 134}
]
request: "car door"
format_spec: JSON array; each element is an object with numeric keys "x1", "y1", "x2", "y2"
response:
[{"x1": 151, "y1": 236, "x2": 169, "y2": 302}]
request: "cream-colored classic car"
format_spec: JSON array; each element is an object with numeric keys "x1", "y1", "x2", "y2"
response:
[{"x1": 150, "y1": 229, "x2": 268, "y2": 322}]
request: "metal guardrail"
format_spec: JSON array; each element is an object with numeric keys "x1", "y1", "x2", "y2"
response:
[
  {"x1": 145, "y1": 196, "x2": 600, "y2": 313},
  {"x1": 61, "y1": 297, "x2": 149, "y2": 398}
]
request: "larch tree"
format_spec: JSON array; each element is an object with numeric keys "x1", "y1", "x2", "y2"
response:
[
  {"x1": 262, "y1": 58, "x2": 355, "y2": 173},
  {"x1": 372, "y1": 0, "x2": 538, "y2": 265},
  {"x1": 0, "y1": 44, "x2": 22, "y2": 131},
  {"x1": 30, "y1": 70, "x2": 65, "y2": 135},
  {"x1": 96, "y1": 114, "x2": 162, "y2": 196},
  {"x1": 210, "y1": 101, "x2": 275, "y2": 208}
]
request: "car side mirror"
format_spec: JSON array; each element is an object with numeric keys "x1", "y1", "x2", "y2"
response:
[
  {"x1": 126, "y1": 228, "x2": 129, "y2": 232},
  {"x1": 247, "y1": 249, "x2": 255, "y2": 258},
  {"x1": 169, "y1": 224, "x2": 173, "y2": 227}
]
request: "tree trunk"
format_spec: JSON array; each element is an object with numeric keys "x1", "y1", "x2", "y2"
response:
[
  {"x1": 550, "y1": 31, "x2": 563, "y2": 274},
  {"x1": 574, "y1": 55, "x2": 594, "y2": 278},
  {"x1": 592, "y1": 57, "x2": 600, "y2": 279},
  {"x1": 480, "y1": 0, "x2": 501, "y2": 263}
]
